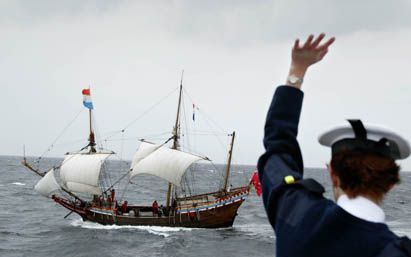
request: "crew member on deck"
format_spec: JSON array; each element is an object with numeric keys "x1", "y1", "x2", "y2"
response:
[
  {"x1": 108, "y1": 189, "x2": 115, "y2": 208},
  {"x1": 98, "y1": 195, "x2": 103, "y2": 207},
  {"x1": 152, "y1": 200, "x2": 159, "y2": 217},
  {"x1": 107, "y1": 195, "x2": 112, "y2": 208},
  {"x1": 111, "y1": 189, "x2": 115, "y2": 202},
  {"x1": 258, "y1": 33, "x2": 411, "y2": 257},
  {"x1": 121, "y1": 201, "x2": 128, "y2": 214}
]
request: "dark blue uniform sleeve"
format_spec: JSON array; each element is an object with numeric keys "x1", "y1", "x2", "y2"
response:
[
  {"x1": 257, "y1": 85, "x2": 317, "y2": 228},
  {"x1": 257, "y1": 87, "x2": 411, "y2": 257}
]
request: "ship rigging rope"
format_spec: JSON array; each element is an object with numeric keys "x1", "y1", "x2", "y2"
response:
[
  {"x1": 101, "y1": 156, "x2": 130, "y2": 194},
  {"x1": 181, "y1": 93, "x2": 192, "y2": 157},
  {"x1": 181, "y1": 173, "x2": 193, "y2": 197},
  {"x1": 102, "y1": 132, "x2": 170, "y2": 142},
  {"x1": 36, "y1": 109, "x2": 84, "y2": 169},
  {"x1": 105, "y1": 87, "x2": 242, "y2": 200},
  {"x1": 102, "y1": 136, "x2": 174, "y2": 194},
  {"x1": 179, "y1": 88, "x2": 236, "y2": 192},
  {"x1": 100, "y1": 163, "x2": 113, "y2": 192},
  {"x1": 181, "y1": 94, "x2": 198, "y2": 195},
  {"x1": 119, "y1": 180, "x2": 130, "y2": 203},
  {"x1": 216, "y1": 162, "x2": 227, "y2": 189},
  {"x1": 182, "y1": 88, "x2": 227, "y2": 133},
  {"x1": 182, "y1": 87, "x2": 228, "y2": 155},
  {"x1": 103, "y1": 86, "x2": 179, "y2": 141},
  {"x1": 190, "y1": 164, "x2": 197, "y2": 195},
  {"x1": 183, "y1": 87, "x2": 245, "y2": 183},
  {"x1": 91, "y1": 112, "x2": 105, "y2": 151},
  {"x1": 47, "y1": 137, "x2": 88, "y2": 148}
]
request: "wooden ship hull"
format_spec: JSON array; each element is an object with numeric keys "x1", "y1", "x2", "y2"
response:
[
  {"x1": 24, "y1": 82, "x2": 256, "y2": 229},
  {"x1": 53, "y1": 187, "x2": 249, "y2": 228}
]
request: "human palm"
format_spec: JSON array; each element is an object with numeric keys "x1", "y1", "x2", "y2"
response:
[{"x1": 292, "y1": 34, "x2": 335, "y2": 70}]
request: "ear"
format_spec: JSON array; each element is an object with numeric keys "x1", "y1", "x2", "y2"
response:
[{"x1": 328, "y1": 162, "x2": 340, "y2": 187}]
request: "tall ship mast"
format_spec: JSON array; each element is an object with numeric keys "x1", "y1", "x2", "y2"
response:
[{"x1": 22, "y1": 78, "x2": 256, "y2": 228}]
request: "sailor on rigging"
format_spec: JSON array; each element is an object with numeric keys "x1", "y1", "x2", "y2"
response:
[{"x1": 258, "y1": 33, "x2": 411, "y2": 257}]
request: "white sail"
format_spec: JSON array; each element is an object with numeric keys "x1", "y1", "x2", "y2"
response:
[
  {"x1": 129, "y1": 142, "x2": 204, "y2": 186},
  {"x1": 60, "y1": 153, "x2": 111, "y2": 195},
  {"x1": 34, "y1": 168, "x2": 60, "y2": 197},
  {"x1": 130, "y1": 142, "x2": 162, "y2": 169}
]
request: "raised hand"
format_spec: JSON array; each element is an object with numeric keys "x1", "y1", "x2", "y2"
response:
[
  {"x1": 292, "y1": 33, "x2": 335, "y2": 71},
  {"x1": 287, "y1": 33, "x2": 335, "y2": 89}
]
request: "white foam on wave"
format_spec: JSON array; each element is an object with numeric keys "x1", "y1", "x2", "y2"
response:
[
  {"x1": 70, "y1": 219, "x2": 193, "y2": 238},
  {"x1": 11, "y1": 182, "x2": 26, "y2": 186}
]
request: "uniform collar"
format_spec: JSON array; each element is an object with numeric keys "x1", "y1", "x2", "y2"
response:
[{"x1": 337, "y1": 194, "x2": 385, "y2": 223}]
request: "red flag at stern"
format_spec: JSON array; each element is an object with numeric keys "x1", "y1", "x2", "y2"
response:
[{"x1": 249, "y1": 170, "x2": 262, "y2": 197}]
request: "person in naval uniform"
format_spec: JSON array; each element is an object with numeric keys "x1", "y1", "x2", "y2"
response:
[{"x1": 258, "y1": 33, "x2": 411, "y2": 257}]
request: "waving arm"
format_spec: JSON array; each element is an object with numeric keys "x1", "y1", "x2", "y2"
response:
[
  {"x1": 258, "y1": 33, "x2": 335, "y2": 228},
  {"x1": 287, "y1": 33, "x2": 335, "y2": 89}
]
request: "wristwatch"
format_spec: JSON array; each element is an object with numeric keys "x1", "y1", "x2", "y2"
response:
[{"x1": 286, "y1": 74, "x2": 303, "y2": 85}]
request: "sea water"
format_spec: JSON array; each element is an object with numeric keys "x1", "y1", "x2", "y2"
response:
[{"x1": 1, "y1": 156, "x2": 410, "y2": 257}]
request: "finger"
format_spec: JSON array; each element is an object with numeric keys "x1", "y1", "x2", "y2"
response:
[
  {"x1": 318, "y1": 37, "x2": 336, "y2": 50},
  {"x1": 311, "y1": 33, "x2": 326, "y2": 49},
  {"x1": 293, "y1": 39, "x2": 300, "y2": 50},
  {"x1": 318, "y1": 49, "x2": 329, "y2": 60},
  {"x1": 303, "y1": 34, "x2": 314, "y2": 48}
]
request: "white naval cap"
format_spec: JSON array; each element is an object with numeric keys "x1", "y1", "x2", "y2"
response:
[{"x1": 318, "y1": 119, "x2": 411, "y2": 160}]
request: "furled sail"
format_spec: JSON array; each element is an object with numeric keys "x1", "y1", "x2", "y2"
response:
[
  {"x1": 34, "y1": 168, "x2": 61, "y2": 197},
  {"x1": 129, "y1": 142, "x2": 204, "y2": 186},
  {"x1": 60, "y1": 153, "x2": 111, "y2": 195}
]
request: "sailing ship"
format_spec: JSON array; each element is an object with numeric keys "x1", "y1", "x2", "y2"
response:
[{"x1": 23, "y1": 79, "x2": 253, "y2": 228}]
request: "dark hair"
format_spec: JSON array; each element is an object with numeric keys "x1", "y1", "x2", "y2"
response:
[{"x1": 331, "y1": 151, "x2": 400, "y2": 200}]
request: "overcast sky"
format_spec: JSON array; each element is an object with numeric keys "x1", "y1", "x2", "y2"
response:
[{"x1": 1, "y1": 0, "x2": 411, "y2": 170}]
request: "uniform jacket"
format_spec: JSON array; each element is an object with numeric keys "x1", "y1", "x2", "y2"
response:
[{"x1": 257, "y1": 86, "x2": 411, "y2": 257}]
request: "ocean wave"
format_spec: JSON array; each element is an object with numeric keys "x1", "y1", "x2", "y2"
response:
[
  {"x1": 386, "y1": 220, "x2": 411, "y2": 237},
  {"x1": 232, "y1": 224, "x2": 275, "y2": 239},
  {"x1": 70, "y1": 219, "x2": 193, "y2": 237},
  {"x1": 11, "y1": 182, "x2": 26, "y2": 186}
]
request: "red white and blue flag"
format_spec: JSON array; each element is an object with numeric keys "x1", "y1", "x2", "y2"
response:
[{"x1": 82, "y1": 89, "x2": 94, "y2": 110}]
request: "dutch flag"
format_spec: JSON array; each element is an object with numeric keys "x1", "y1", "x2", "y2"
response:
[{"x1": 82, "y1": 88, "x2": 94, "y2": 110}]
